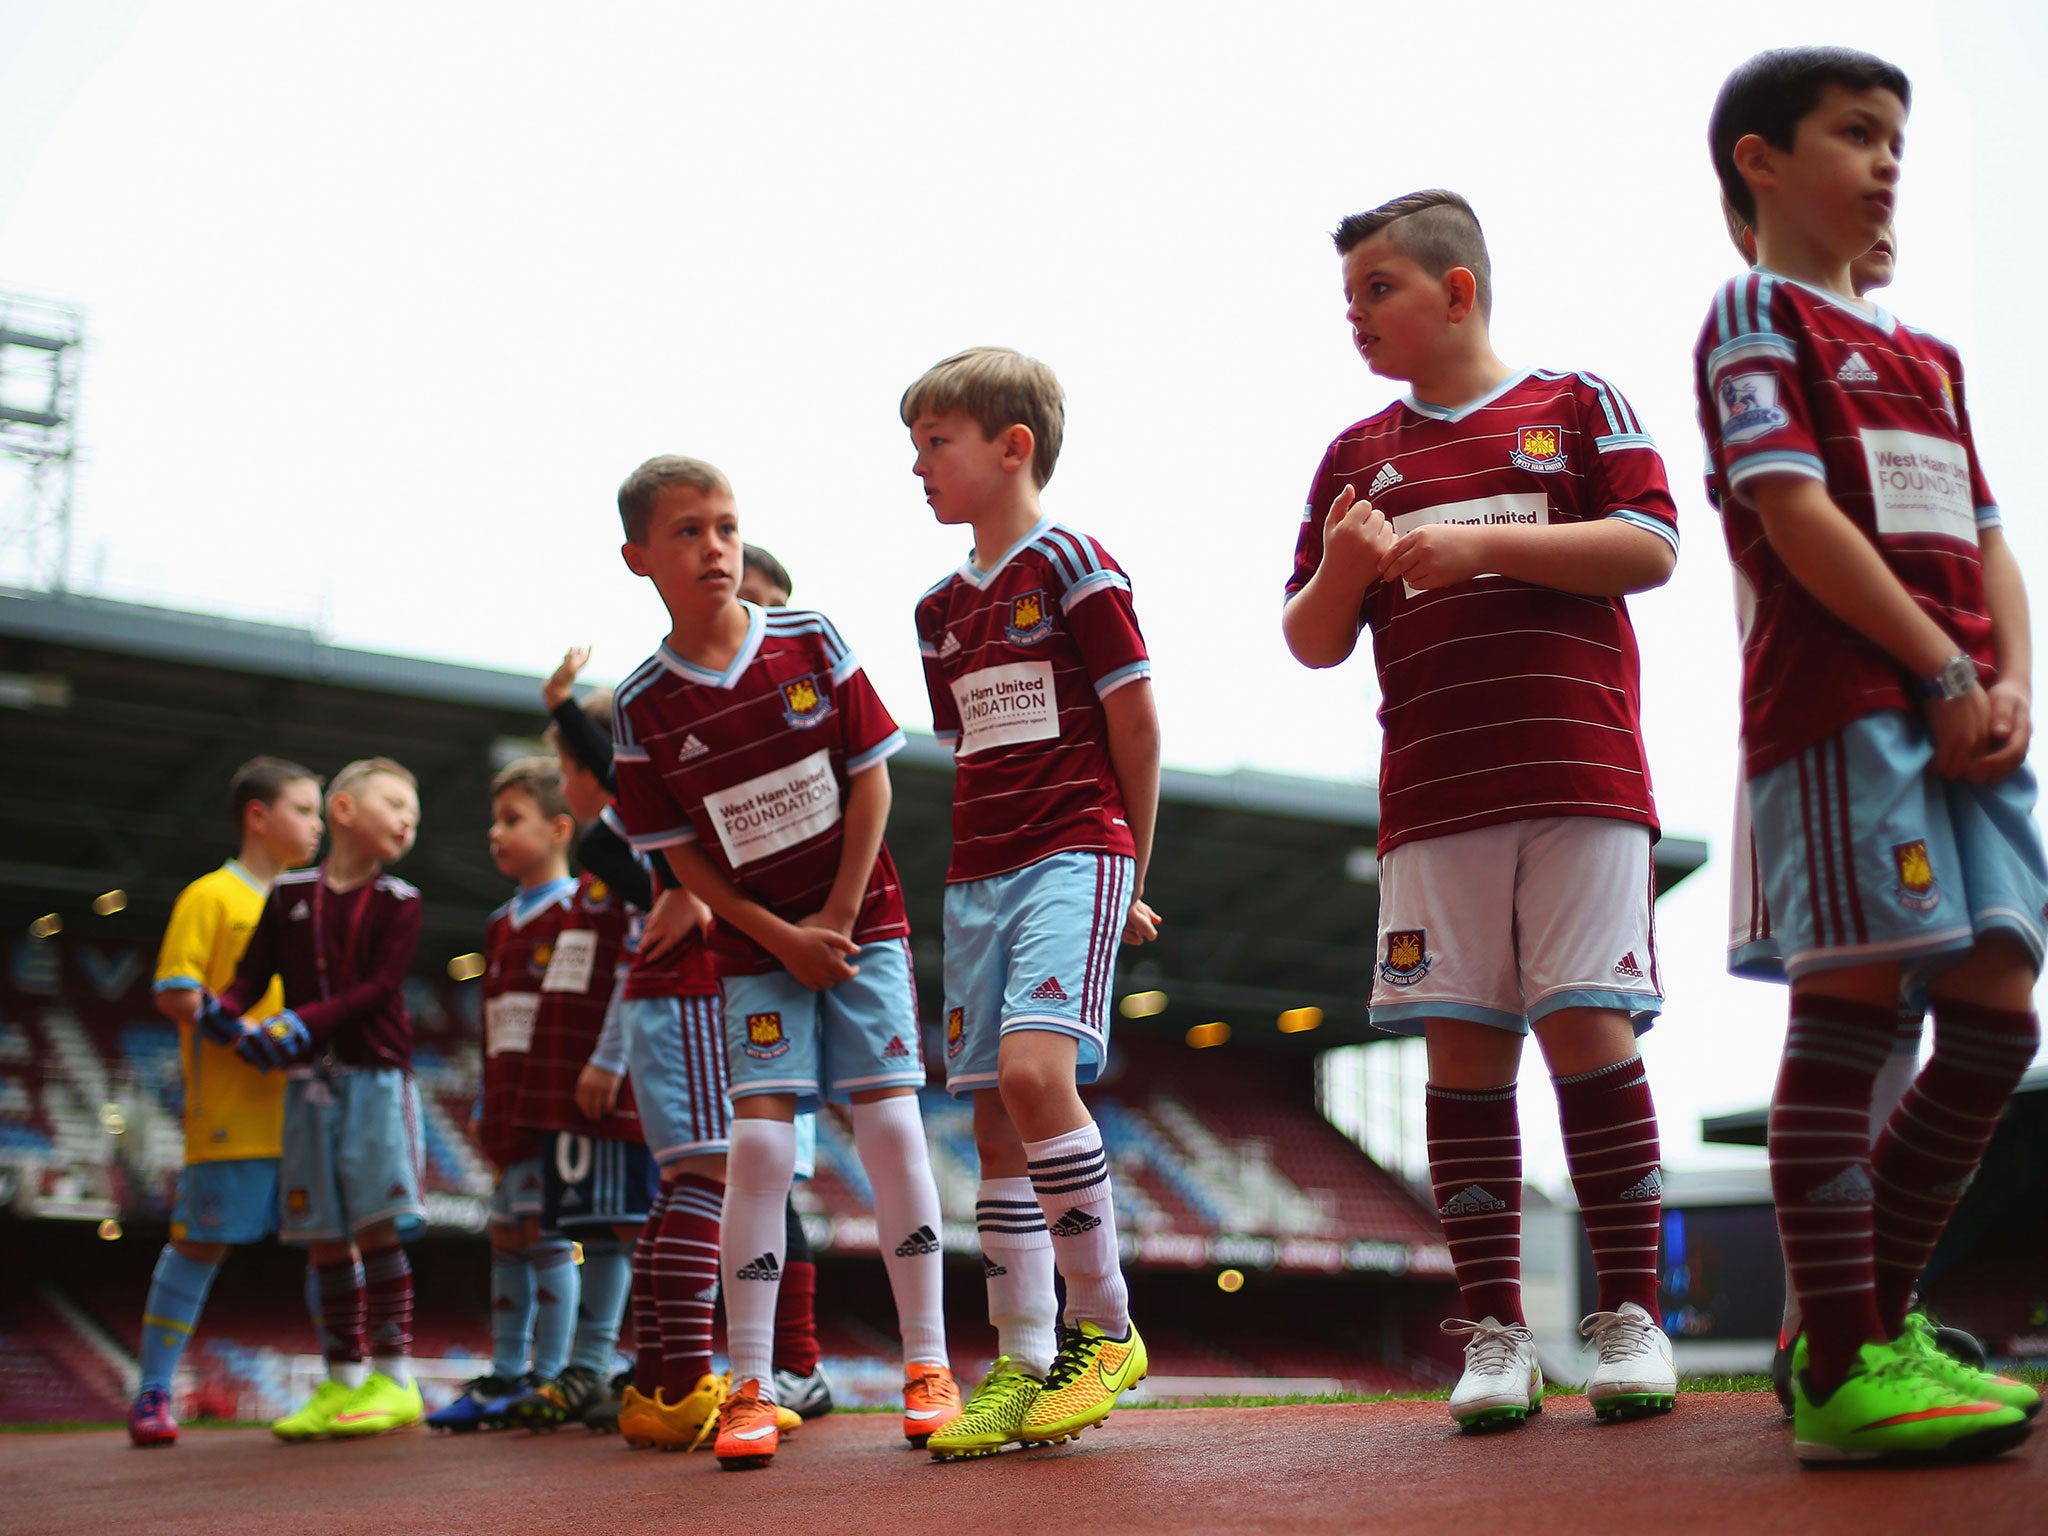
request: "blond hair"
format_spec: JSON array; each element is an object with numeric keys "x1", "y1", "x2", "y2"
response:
[
  {"x1": 328, "y1": 756, "x2": 417, "y2": 812},
  {"x1": 617, "y1": 455, "x2": 731, "y2": 544},
  {"x1": 899, "y1": 347, "x2": 1064, "y2": 488}
]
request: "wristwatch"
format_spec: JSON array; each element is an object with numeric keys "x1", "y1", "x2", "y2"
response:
[{"x1": 1920, "y1": 652, "x2": 1977, "y2": 701}]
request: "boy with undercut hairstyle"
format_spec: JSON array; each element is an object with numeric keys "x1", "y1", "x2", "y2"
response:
[
  {"x1": 207, "y1": 756, "x2": 427, "y2": 1441},
  {"x1": 608, "y1": 454, "x2": 958, "y2": 1469},
  {"x1": 1283, "y1": 191, "x2": 1682, "y2": 1432},
  {"x1": 1697, "y1": 46, "x2": 2041, "y2": 1463},
  {"x1": 905, "y1": 347, "x2": 1161, "y2": 1460},
  {"x1": 428, "y1": 760, "x2": 582, "y2": 1433},
  {"x1": 130, "y1": 756, "x2": 325, "y2": 1447}
]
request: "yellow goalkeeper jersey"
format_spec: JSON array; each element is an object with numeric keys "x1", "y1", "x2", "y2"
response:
[{"x1": 152, "y1": 862, "x2": 287, "y2": 1164}]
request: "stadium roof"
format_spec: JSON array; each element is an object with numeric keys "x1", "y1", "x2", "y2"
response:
[{"x1": 0, "y1": 585, "x2": 1708, "y2": 1051}]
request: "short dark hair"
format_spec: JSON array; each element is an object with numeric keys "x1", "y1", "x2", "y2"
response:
[
  {"x1": 616, "y1": 455, "x2": 731, "y2": 544},
  {"x1": 230, "y1": 755, "x2": 319, "y2": 829},
  {"x1": 1332, "y1": 190, "x2": 1492, "y2": 321},
  {"x1": 743, "y1": 543, "x2": 793, "y2": 601},
  {"x1": 1710, "y1": 47, "x2": 1911, "y2": 223},
  {"x1": 490, "y1": 757, "x2": 571, "y2": 822}
]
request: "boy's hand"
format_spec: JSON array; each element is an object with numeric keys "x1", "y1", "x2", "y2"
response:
[
  {"x1": 1123, "y1": 896, "x2": 1162, "y2": 946},
  {"x1": 1968, "y1": 680, "x2": 2032, "y2": 783},
  {"x1": 575, "y1": 1064, "x2": 623, "y2": 1121},
  {"x1": 640, "y1": 886, "x2": 707, "y2": 962},
  {"x1": 1380, "y1": 523, "x2": 1488, "y2": 590},
  {"x1": 543, "y1": 646, "x2": 592, "y2": 709},
  {"x1": 1925, "y1": 681, "x2": 1992, "y2": 779},
  {"x1": 1322, "y1": 485, "x2": 1396, "y2": 581},
  {"x1": 775, "y1": 919, "x2": 860, "y2": 990}
]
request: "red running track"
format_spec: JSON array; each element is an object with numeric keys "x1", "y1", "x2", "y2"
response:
[{"x1": 3, "y1": 1395, "x2": 2040, "y2": 1536}]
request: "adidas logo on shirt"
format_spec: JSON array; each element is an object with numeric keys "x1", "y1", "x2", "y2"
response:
[
  {"x1": 895, "y1": 1224, "x2": 940, "y2": 1257},
  {"x1": 1805, "y1": 1164, "x2": 1875, "y2": 1205},
  {"x1": 882, "y1": 1035, "x2": 910, "y2": 1060},
  {"x1": 1049, "y1": 1208, "x2": 1101, "y2": 1237},
  {"x1": 1369, "y1": 461, "x2": 1404, "y2": 499},
  {"x1": 677, "y1": 733, "x2": 710, "y2": 763},
  {"x1": 1029, "y1": 976, "x2": 1069, "y2": 1002},
  {"x1": 939, "y1": 632, "x2": 962, "y2": 659},
  {"x1": 1438, "y1": 1184, "x2": 1508, "y2": 1217},
  {"x1": 289, "y1": 900, "x2": 310, "y2": 921},
  {"x1": 1618, "y1": 1169, "x2": 1664, "y2": 1201},
  {"x1": 1613, "y1": 951, "x2": 1645, "y2": 980},
  {"x1": 735, "y1": 1252, "x2": 781, "y2": 1281},
  {"x1": 1836, "y1": 351, "x2": 1879, "y2": 383}
]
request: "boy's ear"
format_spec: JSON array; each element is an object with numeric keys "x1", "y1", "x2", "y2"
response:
[
  {"x1": 998, "y1": 423, "x2": 1035, "y2": 475},
  {"x1": 621, "y1": 541, "x2": 649, "y2": 578},
  {"x1": 1443, "y1": 267, "x2": 1480, "y2": 324},
  {"x1": 1732, "y1": 132, "x2": 1777, "y2": 198}
]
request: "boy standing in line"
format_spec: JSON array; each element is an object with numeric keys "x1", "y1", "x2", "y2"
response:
[
  {"x1": 1282, "y1": 192, "x2": 1682, "y2": 1431},
  {"x1": 903, "y1": 348, "x2": 1162, "y2": 1460},
  {"x1": 208, "y1": 758, "x2": 427, "y2": 1440},
  {"x1": 429, "y1": 761, "x2": 582, "y2": 1432},
  {"x1": 131, "y1": 757, "x2": 324, "y2": 1446},
  {"x1": 608, "y1": 456, "x2": 957, "y2": 1468},
  {"x1": 1697, "y1": 46, "x2": 2039, "y2": 1462}
]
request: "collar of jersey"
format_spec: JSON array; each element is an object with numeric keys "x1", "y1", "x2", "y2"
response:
[
  {"x1": 956, "y1": 515, "x2": 1056, "y2": 589},
  {"x1": 508, "y1": 876, "x2": 578, "y2": 928},
  {"x1": 222, "y1": 858, "x2": 264, "y2": 895},
  {"x1": 1403, "y1": 368, "x2": 1532, "y2": 424},
  {"x1": 1751, "y1": 265, "x2": 1896, "y2": 335},
  {"x1": 657, "y1": 600, "x2": 766, "y2": 689}
]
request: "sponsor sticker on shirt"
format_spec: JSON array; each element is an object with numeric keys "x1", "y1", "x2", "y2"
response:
[
  {"x1": 485, "y1": 992, "x2": 539, "y2": 1056},
  {"x1": 708, "y1": 748, "x2": 842, "y2": 867},
  {"x1": 951, "y1": 661, "x2": 1058, "y2": 756},
  {"x1": 1388, "y1": 493, "x2": 1550, "y2": 597},
  {"x1": 1860, "y1": 429, "x2": 1978, "y2": 543},
  {"x1": 541, "y1": 929, "x2": 598, "y2": 994}
]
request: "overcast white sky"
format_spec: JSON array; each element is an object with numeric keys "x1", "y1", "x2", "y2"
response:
[{"x1": 5, "y1": 0, "x2": 2045, "y2": 1191}]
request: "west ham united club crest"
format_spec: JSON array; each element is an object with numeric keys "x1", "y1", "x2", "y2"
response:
[
  {"x1": 1005, "y1": 590, "x2": 1053, "y2": 645},
  {"x1": 745, "y1": 1011, "x2": 790, "y2": 1059},
  {"x1": 1509, "y1": 425, "x2": 1567, "y2": 473},
  {"x1": 1379, "y1": 929, "x2": 1432, "y2": 987},
  {"x1": 582, "y1": 879, "x2": 613, "y2": 913},
  {"x1": 946, "y1": 1006, "x2": 965, "y2": 1059},
  {"x1": 1891, "y1": 840, "x2": 1942, "y2": 912},
  {"x1": 781, "y1": 674, "x2": 833, "y2": 729}
]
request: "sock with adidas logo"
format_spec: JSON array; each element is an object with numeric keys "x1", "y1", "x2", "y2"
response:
[
  {"x1": 850, "y1": 1094, "x2": 949, "y2": 1368},
  {"x1": 1425, "y1": 1082, "x2": 1524, "y2": 1324},
  {"x1": 655, "y1": 1175, "x2": 724, "y2": 1395},
  {"x1": 1771, "y1": 993, "x2": 1891, "y2": 1396},
  {"x1": 529, "y1": 1237, "x2": 581, "y2": 1379},
  {"x1": 977, "y1": 1174, "x2": 1057, "y2": 1376},
  {"x1": 1025, "y1": 1121, "x2": 1129, "y2": 1334},
  {"x1": 722, "y1": 1117, "x2": 796, "y2": 1399},
  {"x1": 1870, "y1": 1000, "x2": 2038, "y2": 1334},
  {"x1": 1554, "y1": 1055, "x2": 1662, "y2": 1316}
]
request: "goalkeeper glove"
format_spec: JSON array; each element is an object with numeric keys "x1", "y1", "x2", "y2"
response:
[{"x1": 235, "y1": 1009, "x2": 310, "y2": 1070}]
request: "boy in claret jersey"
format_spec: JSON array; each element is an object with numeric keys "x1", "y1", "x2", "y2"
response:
[{"x1": 1282, "y1": 191, "x2": 1681, "y2": 1432}]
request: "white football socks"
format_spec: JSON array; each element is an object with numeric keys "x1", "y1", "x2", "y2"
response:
[
  {"x1": 976, "y1": 1174, "x2": 1057, "y2": 1376},
  {"x1": 721, "y1": 1116, "x2": 796, "y2": 1401},
  {"x1": 1026, "y1": 1121, "x2": 1129, "y2": 1334},
  {"x1": 849, "y1": 1094, "x2": 949, "y2": 1368}
]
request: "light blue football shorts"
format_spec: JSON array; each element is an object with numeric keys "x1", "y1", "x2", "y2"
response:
[
  {"x1": 172, "y1": 1156, "x2": 280, "y2": 1245},
  {"x1": 278, "y1": 1066, "x2": 424, "y2": 1244},
  {"x1": 621, "y1": 993, "x2": 731, "y2": 1165},
  {"x1": 1748, "y1": 709, "x2": 2048, "y2": 983},
  {"x1": 942, "y1": 850, "x2": 1133, "y2": 1096},
  {"x1": 720, "y1": 937, "x2": 926, "y2": 1112},
  {"x1": 488, "y1": 1153, "x2": 545, "y2": 1227}
]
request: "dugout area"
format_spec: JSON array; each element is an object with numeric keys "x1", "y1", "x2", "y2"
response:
[{"x1": 0, "y1": 584, "x2": 1713, "y2": 1420}]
